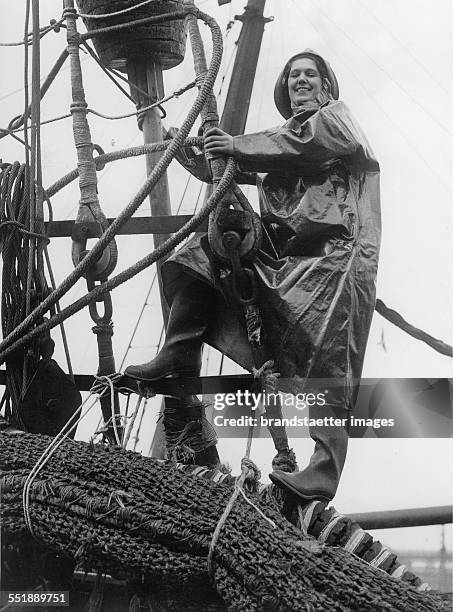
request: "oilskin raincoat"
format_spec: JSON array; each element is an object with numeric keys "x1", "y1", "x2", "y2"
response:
[{"x1": 162, "y1": 100, "x2": 381, "y2": 412}]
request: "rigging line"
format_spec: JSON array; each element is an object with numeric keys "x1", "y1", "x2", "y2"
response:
[
  {"x1": 105, "y1": 65, "x2": 151, "y2": 102},
  {"x1": 0, "y1": 18, "x2": 65, "y2": 46},
  {"x1": 77, "y1": 0, "x2": 164, "y2": 20},
  {"x1": 6, "y1": 81, "x2": 197, "y2": 131},
  {"x1": 251, "y1": 0, "x2": 275, "y2": 133},
  {"x1": 81, "y1": 41, "x2": 164, "y2": 106},
  {"x1": 218, "y1": 352, "x2": 225, "y2": 376},
  {"x1": 23, "y1": 0, "x2": 31, "y2": 168},
  {"x1": 81, "y1": 41, "x2": 136, "y2": 104},
  {"x1": 0, "y1": 54, "x2": 88, "y2": 103},
  {"x1": 43, "y1": 245, "x2": 74, "y2": 380},
  {"x1": 118, "y1": 274, "x2": 158, "y2": 371},
  {"x1": 192, "y1": 180, "x2": 206, "y2": 214},
  {"x1": 0, "y1": 128, "x2": 31, "y2": 150},
  {"x1": 132, "y1": 398, "x2": 146, "y2": 452},
  {"x1": 355, "y1": 0, "x2": 452, "y2": 98},
  {"x1": 86, "y1": 81, "x2": 197, "y2": 121},
  {"x1": 217, "y1": 42, "x2": 238, "y2": 101},
  {"x1": 304, "y1": 0, "x2": 453, "y2": 138},
  {"x1": 290, "y1": 0, "x2": 452, "y2": 194}
]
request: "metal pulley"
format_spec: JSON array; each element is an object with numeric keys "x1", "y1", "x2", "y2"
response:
[
  {"x1": 71, "y1": 208, "x2": 118, "y2": 281},
  {"x1": 75, "y1": 0, "x2": 187, "y2": 72},
  {"x1": 208, "y1": 205, "x2": 262, "y2": 265}
]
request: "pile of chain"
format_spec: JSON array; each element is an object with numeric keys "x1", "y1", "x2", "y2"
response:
[{"x1": 0, "y1": 432, "x2": 449, "y2": 612}]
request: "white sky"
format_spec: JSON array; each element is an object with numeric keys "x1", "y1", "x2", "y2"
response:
[{"x1": 0, "y1": 0, "x2": 452, "y2": 556}]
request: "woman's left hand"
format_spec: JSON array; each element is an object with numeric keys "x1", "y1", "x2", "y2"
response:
[{"x1": 204, "y1": 127, "x2": 234, "y2": 156}]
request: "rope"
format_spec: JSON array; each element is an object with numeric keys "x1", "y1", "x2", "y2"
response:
[
  {"x1": 207, "y1": 458, "x2": 276, "y2": 581},
  {"x1": 81, "y1": 41, "x2": 137, "y2": 105},
  {"x1": 95, "y1": 375, "x2": 121, "y2": 446},
  {"x1": 0, "y1": 17, "x2": 65, "y2": 47},
  {"x1": 132, "y1": 397, "x2": 147, "y2": 452},
  {"x1": 77, "y1": 0, "x2": 163, "y2": 20},
  {"x1": 79, "y1": 8, "x2": 199, "y2": 42},
  {"x1": 22, "y1": 388, "x2": 101, "y2": 537},
  {"x1": 0, "y1": 8, "x2": 223, "y2": 361},
  {"x1": 123, "y1": 395, "x2": 144, "y2": 449},
  {"x1": 46, "y1": 138, "x2": 203, "y2": 197},
  {"x1": 375, "y1": 299, "x2": 452, "y2": 357},
  {"x1": 86, "y1": 80, "x2": 197, "y2": 121},
  {"x1": 0, "y1": 162, "x2": 50, "y2": 428},
  {"x1": 0, "y1": 159, "x2": 236, "y2": 365},
  {"x1": 3, "y1": 49, "x2": 69, "y2": 138},
  {"x1": 43, "y1": 246, "x2": 74, "y2": 380},
  {"x1": 5, "y1": 81, "x2": 198, "y2": 133}
]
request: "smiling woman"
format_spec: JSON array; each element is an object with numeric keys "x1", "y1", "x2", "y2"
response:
[
  {"x1": 127, "y1": 48, "x2": 381, "y2": 509},
  {"x1": 288, "y1": 56, "x2": 326, "y2": 108}
]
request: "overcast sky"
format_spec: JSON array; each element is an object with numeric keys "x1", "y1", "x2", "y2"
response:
[{"x1": 0, "y1": 0, "x2": 452, "y2": 556}]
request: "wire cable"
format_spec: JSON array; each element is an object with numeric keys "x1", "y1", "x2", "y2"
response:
[
  {"x1": 304, "y1": 0, "x2": 453, "y2": 138},
  {"x1": 290, "y1": 0, "x2": 452, "y2": 194},
  {"x1": 355, "y1": 0, "x2": 452, "y2": 97}
]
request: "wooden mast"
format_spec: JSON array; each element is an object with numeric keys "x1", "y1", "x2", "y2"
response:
[{"x1": 220, "y1": 0, "x2": 271, "y2": 136}]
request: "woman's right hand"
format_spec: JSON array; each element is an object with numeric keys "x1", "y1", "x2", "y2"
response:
[{"x1": 204, "y1": 127, "x2": 234, "y2": 156}]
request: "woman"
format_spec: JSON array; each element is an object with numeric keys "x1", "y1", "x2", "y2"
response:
[{"x1": 126, "y1": 51, "x2": 381, "y2": 505}]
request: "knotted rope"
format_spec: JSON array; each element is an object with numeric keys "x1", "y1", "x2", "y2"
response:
[{"x1": 207, "y1": 457, "x2": 276, "y2": 582}]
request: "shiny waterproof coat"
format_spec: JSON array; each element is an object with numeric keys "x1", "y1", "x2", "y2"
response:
[{"x1": 163, "y1": 100, "x2": 381, "y2": 410}]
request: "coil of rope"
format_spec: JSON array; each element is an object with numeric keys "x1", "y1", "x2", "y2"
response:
[{"x1": 0, "y1": 162, "x2": 52, "y2": 429}]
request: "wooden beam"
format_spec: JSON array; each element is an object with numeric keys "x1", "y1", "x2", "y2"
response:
[
  {"x1": 46, "y1": 215, "x2": 208, "y2": 238},
  {"x1": 0, "y1": 370, "x2": 253, "y2": 394}
]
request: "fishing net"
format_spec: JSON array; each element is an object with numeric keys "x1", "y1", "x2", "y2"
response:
[{"x1": 0, "y1": 432, "x2": 448, "y2": 612}]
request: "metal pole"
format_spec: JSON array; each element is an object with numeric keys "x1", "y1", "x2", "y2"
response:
[{"x1": 347, "y1": 505, "x2": 453, "y2": 530}]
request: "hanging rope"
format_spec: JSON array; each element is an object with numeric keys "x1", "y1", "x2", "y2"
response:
[
  {"x1": 46, "y1": 138, "x2": 203, "y2": 197},
  {"x1": 22, "y1": 383, "x2": 108, "y2": 538}
]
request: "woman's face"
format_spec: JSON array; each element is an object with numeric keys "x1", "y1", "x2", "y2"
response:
[{"x1": 287, "y1": 57, "x2": 323, "y2": 106}]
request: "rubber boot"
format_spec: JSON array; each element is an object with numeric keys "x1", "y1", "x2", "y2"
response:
[
  {"x1": 270, "y1": 403, "x2": 349, "y2": 503},
  {"x1": 125, "y1": 279, "x2": 217, "y2": 381}
]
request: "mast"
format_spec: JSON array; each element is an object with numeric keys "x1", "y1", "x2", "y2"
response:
[
  {"x1": 127, "y1": 54, "x2": 176, "y2": 461},
  {"x1": 220, "y1": 0, "x2": 271, "y2": 135},
  {"x1": 127, "y1": 61, "x2": 172, "y2": 324}
]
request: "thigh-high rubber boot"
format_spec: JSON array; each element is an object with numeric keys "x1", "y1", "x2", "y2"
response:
[
  {"x1": 269, "y1": 403, "x2": 349, "y2": 503},
  {"x1": 125, "y1": 279, "x2": 217, "y2": 381}
]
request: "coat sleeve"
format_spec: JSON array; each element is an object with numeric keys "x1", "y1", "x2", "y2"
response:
[{"x1": 232, "y1": 101, "x2": 375, "y2": 174}]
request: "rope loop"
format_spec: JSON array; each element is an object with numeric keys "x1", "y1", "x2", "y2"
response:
[
  {"x1": 253, "y1": 359, "x2": 280, "y2": 393},
  {"x1": 92, "y1": 143, "x2": 106, "y2": 171},
  {"x1": 70, "y1": 101, "x2": 88, "y2": 114},
  {"x1": 62, "y1": 7, "x2": 78, "y2": 20},
  {"x1": 241, "y1": 457, "x2": 261, "y2": 488},
  {"x1": 207, "y1": 458, "x2": 276, "y2": 583}
]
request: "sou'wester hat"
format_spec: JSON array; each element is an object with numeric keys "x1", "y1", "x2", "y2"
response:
[{"x1": 274, "y1": 50, "x2": 339, "y2": 119}]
